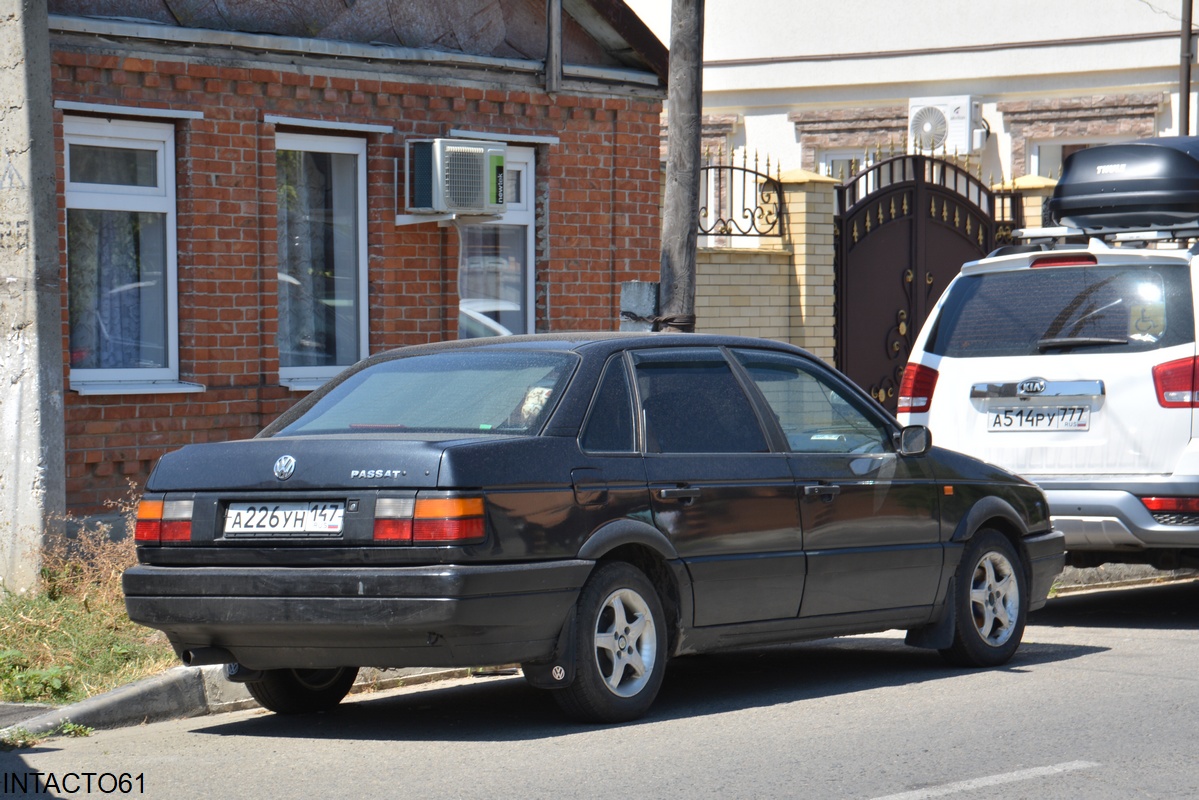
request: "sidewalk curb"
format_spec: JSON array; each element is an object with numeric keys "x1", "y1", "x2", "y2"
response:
[{"x1": 0, "y1": 665, "x2": 469, "y2": 741}]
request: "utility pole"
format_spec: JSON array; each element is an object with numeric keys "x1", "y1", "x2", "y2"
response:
[
  {"x1": 657, "y1": 0, "x2": 704, "y2": 332},
  {"x1": 0, "y1": 0, "x2": 63, "y2": 593},
  {"x1": 1183, "y1": 1, "x2": 1195, "y2": 135}
]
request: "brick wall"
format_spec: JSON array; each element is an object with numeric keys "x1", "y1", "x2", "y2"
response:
[{"x1": 52, "y1": 49, "x2": 662, "y2": 513}]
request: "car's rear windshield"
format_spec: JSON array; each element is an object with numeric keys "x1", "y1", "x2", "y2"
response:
[
  {"x1": 925, "y1": 263, "x2": 1195, "y2": 358},
  {"x1": 273, "y1": 350, "x2": 578, "y2": 436}
]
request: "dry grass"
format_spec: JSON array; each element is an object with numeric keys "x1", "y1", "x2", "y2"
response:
[{"x1": 0, "y1": 487, "x2": 176, "y2": 704}]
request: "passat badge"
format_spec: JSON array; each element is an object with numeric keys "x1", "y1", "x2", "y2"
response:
[
  {"x1": 273, "y1": 455, "x2": 297, "y2": 481},
  {"x1": 1018, "y1": 378, "x2": 1047, "y2": 396}
]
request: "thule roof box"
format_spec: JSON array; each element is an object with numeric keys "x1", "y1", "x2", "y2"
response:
[{"x1": 1046, "y1": 136, "x2": 1199, "y2": 235}]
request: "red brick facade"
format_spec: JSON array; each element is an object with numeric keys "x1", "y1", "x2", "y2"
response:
[{"x1": 52, "y1": 50, "x2": 663, "y2": 513}]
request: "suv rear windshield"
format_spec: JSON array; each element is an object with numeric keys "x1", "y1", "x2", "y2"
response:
[
  {"x1": 925, "y1": 264, "x2": 1195, "y2": 358},
  {"x1": 273, "y1": 350, "x2": 578, "y2": 436}
]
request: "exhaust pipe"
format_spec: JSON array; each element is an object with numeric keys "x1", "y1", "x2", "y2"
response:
[{"x1": 181, "y1": 647, "x2": 235, "y2": 667}]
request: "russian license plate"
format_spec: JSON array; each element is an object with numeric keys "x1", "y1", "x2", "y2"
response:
[
  {"x1": 224, "y1": 502, "x2": 345, "y2": 534},
  {"x1": 988, "y1": 406, "x2": 1090, "y2": 432}
]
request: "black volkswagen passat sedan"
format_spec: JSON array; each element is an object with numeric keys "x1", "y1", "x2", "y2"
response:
[{"x1": 124, "y1": 333, "x2": 1064, "y2": 723}]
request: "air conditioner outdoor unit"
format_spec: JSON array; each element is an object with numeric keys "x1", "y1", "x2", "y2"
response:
[
  {"x1": 907, "y1": 96, "x2": 982, "y2": 154},
  {"x1": 406, "y1": 138, "x2": 507, "y2": 214}
]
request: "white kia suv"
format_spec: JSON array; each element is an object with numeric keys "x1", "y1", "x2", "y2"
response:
[{"x1": 898, "y1": 137, "x2": 1199, "y2": 569}]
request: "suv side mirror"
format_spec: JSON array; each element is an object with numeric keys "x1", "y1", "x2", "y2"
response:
[{"x1": 896, "y1": 425, "x2": 932, "y2": 456}]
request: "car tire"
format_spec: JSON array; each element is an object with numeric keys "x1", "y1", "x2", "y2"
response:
[
  {"x1": 940, "y1": 529, "x2": 1028, "y2": 668},
  {"x1": 244, "y1": 667, "x2": 359, "y2": 714},
  {"x1": 553, "y1": 562, "x2": 667, "y2": 723}
]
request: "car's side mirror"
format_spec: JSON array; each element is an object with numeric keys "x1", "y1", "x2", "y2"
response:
[{"x1": 896, "y1": 425, "x2": 932, "y2": 456}]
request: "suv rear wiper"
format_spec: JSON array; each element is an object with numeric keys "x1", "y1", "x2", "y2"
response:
[{"x1": 1036, "y1": 336, "x2": 1129, "y2": 350}]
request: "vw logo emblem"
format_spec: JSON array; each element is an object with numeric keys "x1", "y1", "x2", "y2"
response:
[
  {"x1": 273, "y1": 455, "x2": 297, "y2": 481},
  {"x1": 551, "y1": 665, "x2": 566, "y2": 681},
  {"x1": 1018, "y1": 378, "x2": 1047, "y2": 396}
]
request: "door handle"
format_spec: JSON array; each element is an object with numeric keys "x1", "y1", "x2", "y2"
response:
[
  {"x1": 804, "y1": 484, "x2": 841, "y2": 501},
  {"x1": 658, "y1": 486, "x2": 702, "y2": 501}
]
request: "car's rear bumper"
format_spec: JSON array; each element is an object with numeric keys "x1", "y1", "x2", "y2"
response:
[
  {"x1": 123, "y1": 560, "x2": 593, "y2": 670},
  {"x1": 1039, "y1": 478, "x2": 1199, "y2": 550}
]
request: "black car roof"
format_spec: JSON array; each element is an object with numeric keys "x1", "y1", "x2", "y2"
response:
[{"x1": 364, "y1": 331, "x2": 813, "y2": 362}]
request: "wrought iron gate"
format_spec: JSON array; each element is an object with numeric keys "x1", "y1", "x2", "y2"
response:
[{"x1": 834, "y1": 155, "x2": 1000, "y2": 411}]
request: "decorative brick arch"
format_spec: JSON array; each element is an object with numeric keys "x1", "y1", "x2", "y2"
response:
[
  {"x1": 997, "y1": 93, "x2": 1166, "y2": 177},
  {"x1": 788, "y1": 106, "x2": 907, "y2": 172}
]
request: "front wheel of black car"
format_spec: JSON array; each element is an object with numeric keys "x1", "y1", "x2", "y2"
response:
[
  {"x1": 940, "y1": 530, "x2": 1028, "y2": 668},
  {"x1": 554, "y1": 562, "x2": 667, "y2": 723},
  {"x1": 244, "y1": 667, "x2": 359, "y2": 714}
]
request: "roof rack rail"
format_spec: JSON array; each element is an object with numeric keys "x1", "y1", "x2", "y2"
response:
[{"x1": 1011, "y1": 226, "x2": 1086, "y2": 241}]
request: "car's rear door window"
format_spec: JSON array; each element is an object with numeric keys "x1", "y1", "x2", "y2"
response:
[
  {"x1": 580, "y1": 356, "x2": 635, "y2": 452},
  {"x1": 632, "y1": 349, "x2": 768, "y2": 454},
  {"x1": 926, "y1": 264, "x2": 1194, "y2": 357}
]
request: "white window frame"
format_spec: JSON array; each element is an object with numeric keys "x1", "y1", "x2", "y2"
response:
[
  {"x1": 64, "y1": 117, "x2": 193, "y2": 394},
  {"x1": 274, "y1": 132, "x2": 370, "y2": 391}
]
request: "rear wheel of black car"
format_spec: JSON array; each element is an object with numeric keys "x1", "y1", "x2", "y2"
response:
[
  {"x1": 244, "y1": 667, "x2": 359, "y2": 714},
  {"x1": 554, "y1": 562, "x2": 667, "y2": 723},
  {"x1": 940, "y1": 530, "x2": 1028, "y2": 667}
]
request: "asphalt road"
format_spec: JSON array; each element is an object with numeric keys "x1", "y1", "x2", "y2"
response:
[{"x1": 3, "y1": 580, "x2": 1198, "y2": 799}]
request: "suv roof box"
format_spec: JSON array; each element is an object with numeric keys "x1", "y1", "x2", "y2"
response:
[{"x1": 1046, "y1": 137, "x2": 1199, "y2": 234}]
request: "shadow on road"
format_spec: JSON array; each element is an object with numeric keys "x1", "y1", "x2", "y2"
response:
[
  {"x1": 191, "y1": 632, "x2": 1100, "y2": 743},
  {"x1": 1032, "y1": 577, "x2": 1199, "y2": 631}
]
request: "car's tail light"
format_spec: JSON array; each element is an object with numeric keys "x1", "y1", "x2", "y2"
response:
[
  {"x1": 1030, "y1": 255, "x2": 1098, "y2": 268},
  {"x1": 414, "y1": 496, "x2": 486, "y2": 544},
  {"x1": 897, "y1": 363, "x2": 939, "y2": 414},
  {"x1": 1141, "y1": 496, "x2": 1199, "y2": 514},
  {"x1": 134, "y1": 497, "x2": 194, "y2": 544},
  {"x1": 1152, "y1": 356, "x2": 1199, "y2": 408},
  {"x1": 372, "y1": 494, "x2": 485, "y2": 545},
  {"x1": 373, "y1": 498, "x2": 415, "y2": 542}
]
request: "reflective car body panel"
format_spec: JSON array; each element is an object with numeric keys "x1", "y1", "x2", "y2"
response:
[{"x1": 124, "y1": 333, "x2": 1063, "y2": 675}]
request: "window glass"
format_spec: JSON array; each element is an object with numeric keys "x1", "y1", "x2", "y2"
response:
[
  {"x1": 633, "y1": 349, "x2": 767, "y2": 454},
  {"x1": 65, "y1": 118, "x2": 178, "y2": 384},
  {"x1": 581, "y1": 357, "x2": 634, "y2": 452},
  {"x1": 276, "y1": 139, "x2": 364, "y2": 373},
  {"x1": 733, "y1": 350, "x2": 888, "y2": 454},
  {"x1": 69, "y1": 144, "x2": 157, "y2": 187},
  {"x1": 926, "y1": 265, "x2": 1194, "y2": 358},
  {"x1": 457, "y1": 146, "x2": 534, "y2": 339},
  {"x1": 68, "y1": 210, "x2": 167, "y2": 369},
  {"x1": 275, "y1": 351, "x2": 576, "y2": 437}
]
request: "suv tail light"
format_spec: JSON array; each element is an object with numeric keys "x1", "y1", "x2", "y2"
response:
[
  {"x1": 134, "y1": 497, "x2": 194, "y2": 544},
  {"x1": 1152, "y1": 356, "x2": 1199, "y2": 408},
  {"x1": 372, "y1": 493, "x2": 486, "y2": 545},
  {"x1": 1141, "y1": 496, "x2": 1199, "y2": 513},
  {"x1": 898, "y1": 364, "x2": 939, "y2": 414}
]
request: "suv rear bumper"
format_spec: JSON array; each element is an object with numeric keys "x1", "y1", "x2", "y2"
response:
[
  {"x1": 123, "y1": 560, "x2": 593, "y2": 670},
  {"x1": 1039, "y1": 480, "x2": 1199, "y2": 550}
]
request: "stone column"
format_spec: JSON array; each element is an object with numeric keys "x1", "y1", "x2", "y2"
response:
[{"x1": 0, "y1": 0, "x2": 64, "y2": 593}]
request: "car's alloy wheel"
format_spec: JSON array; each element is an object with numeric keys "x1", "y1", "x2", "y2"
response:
[
  {"x1": 554, "y1": 562, "x2": 667, "y2": 723},
  {"x1": 940, "y1": 529, "x2": 1028, "y2": 667},
  {"x1": 244, "y1": 666, "x2": 359, "y2": 714}
]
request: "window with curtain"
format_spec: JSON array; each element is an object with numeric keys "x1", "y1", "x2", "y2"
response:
[
  {"x1": 275, "y1": 133, "x2": 368, "y2": 387},
  {"x1": 65, "y1": 117, "x2": 178, "y2": 386}
]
